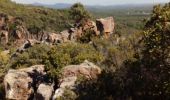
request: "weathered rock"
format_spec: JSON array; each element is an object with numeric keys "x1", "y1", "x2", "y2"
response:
[
  {"x1": 14, "y1": 25, "x2": 30, "y2": 40},
  {"x1": 0, "y1": 14, "x2": 7, "y2": 29},
  {"x1": 83, "y1": 20, "x2": 100, "y2": 36},
  {"x1": 53, "y1": 60, "x2": 101, "y2": 99},
  {"x1": 4, "y1": 65, "x2": 45, "y2": 100},
  {"x1": 63, "y1": 20, "x2": 101, "y2": 42},
  {"x1": 62, "y1": 60, "x2": 101, "y2": 79},
  {"x1": 0, "y1": 30, "x2": 8, "y2": 44},
  {"x1": 60, "y1": 30, "x2": 71, "y2": 42},
  {"x1": 16, "y1": 39, "x2": 40, "y2": 53},
  {"x1": 53, "y1": 88, "x2": 64, "y2": 100},
  {"x1": 46, "y1": 33, "x2": 63, "y2": 44},
  {"x1": 36, "y1": 83, "x2": 54, "y2": 100},
  {"x1": 19, "y1": 65, "x2": 45, "y2": 74},
  {"x1": 96, "y1": 17, "x2": 115, "y2": 37},
  {"x1": 28, "y1": 31, "x2": 49, "y2": 42}
]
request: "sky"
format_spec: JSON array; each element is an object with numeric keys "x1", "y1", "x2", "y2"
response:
[{"x1": 11, "y1": 0, "x2": 170, "y2": 5}]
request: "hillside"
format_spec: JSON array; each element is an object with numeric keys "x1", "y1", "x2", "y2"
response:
[
  {"x1": 0, "y1": 0, "x2": 170, "y2": 100},
  {"x1": 0, "y1": 0, "x2": 72, "y2": 32},
  {"x1": 30, "y1": 2, "x2": 152, "y2": 35}
]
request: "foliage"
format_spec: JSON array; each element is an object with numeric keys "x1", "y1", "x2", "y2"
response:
[
  {"x1": 56, "y1": 89, "x2": 77, "y2": 100},
  {"x1": 91, "y1": 34, "x2": 140, "y2": 70},
  {"x1": 46, "y1": 43, "x2": 104, "y2": 69},
  {"x1": 137, "y1": 3, "x2": 170, "y2": 98},
  {"x1": 78, "y1": 29, "x2": 96, "y2": 43},
  {"x1": 0, "y1": 0, "x2": 72, "y2": 32},
  {"x1": 7, "y1": 42, "x2": 104, "y2": 80},
  {"x1": 70, "y1": 3, "x2": 91, "y2": 23},
  {"x1": 72, "y1": 3, "x2": 170, "y2": 100},
  {"x1": 0, "y1": 51, "x2": 10, "y2": 65},
  {"x1": 8, "y1": 44, "x2": 50, "y2": 69}
]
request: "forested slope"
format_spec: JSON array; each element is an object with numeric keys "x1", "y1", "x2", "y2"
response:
[{"x1": 0, "y1": 0, "x2": 72, "y2": 32}]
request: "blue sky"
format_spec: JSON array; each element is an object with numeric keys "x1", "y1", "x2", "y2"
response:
[{"x1": 12, "y1": 0, "x2": 170, "y2": 5}]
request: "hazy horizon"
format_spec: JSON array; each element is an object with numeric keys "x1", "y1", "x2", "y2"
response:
[{"x1": 11, "y1": 0, "x2": 169, "y2": 6}]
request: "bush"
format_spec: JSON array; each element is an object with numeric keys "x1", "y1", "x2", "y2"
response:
[
  {"x1": 47, "y1": 43, "x2": 104, "y2": 67},
  {"x1": 0, "y1": 51, "x2": 10, "y2": 65},
  {"x1": 8, "y1": 42, "x2": 104, "y2": 80}
]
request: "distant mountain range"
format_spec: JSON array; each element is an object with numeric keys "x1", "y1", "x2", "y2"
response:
[
  {"x1": 31, "y1": 2, "x2": 168, "y2": 12},
  {"x1": 32, "y1": 2, "x2": 72, "y2": 9},
  {"x1": 31, "y1": 2, "x2": 157, "y2": 10}
]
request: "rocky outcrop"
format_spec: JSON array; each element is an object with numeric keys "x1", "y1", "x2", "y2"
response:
[
  {"x1": 59, "y1": 18, "x2": 114, "y2": 42},
  {"x1": 53, "y1": 60, "x2": 101, "y2": 99},
  {"x1": 3, "y1": 61, "x2": 101, "y2": 100},
  {"x1": 0, "y1": 15, "x2": 115, "y2": 47},
  {"x1": 4, "y1": 65, "x2": 46, "y2": 100},
  {"x1": 96, "y1": 17, "x2": 115, "y2": 38},
  {"x1": 59, "y1": 20, "x2": 101, "y2": 43}
]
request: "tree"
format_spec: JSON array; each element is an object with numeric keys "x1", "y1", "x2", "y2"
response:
[
  {"x1": 139, "y1": 3, "x2": 170, "y2": 98},
  {"x1": 70, "y1": 3, "x2": 91, "y2": 23}
]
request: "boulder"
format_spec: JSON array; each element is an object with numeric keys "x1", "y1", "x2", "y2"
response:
[
  {"x1": 36, "y1": 83, "x2": 54, "y2": 100},
  {"x1": 96, "y1": 17, "x2": 115, "y2": 37},
  {"x1": 46, "y1": 33, "x2": 63, "y2": 44},
  {"x1": 53, "y1": 60, "x2": 101, "y2": 99},
  {"x1": 4, "y1": 65, "x2": 45, "y2": 100},
  {"x1": 62, "y1": 60, "x2": 101, "y2": 79}
]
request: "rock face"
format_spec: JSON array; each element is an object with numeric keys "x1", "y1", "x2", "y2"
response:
[
  {"x1": 96, "y1": 17, "x2": 115, "y2": 37},
  {"x1": 14, "y1": 25, "x2": 29, "y2": 40},
  {"x1": 46, "y1": 33, "x2": 63, "y2": 44},
  {"x1": 53, "y1": 60, "x2": 101, "y2": 99},
  {"x1": 4, "y1": 65, "x2": 46, "y2": 100}
]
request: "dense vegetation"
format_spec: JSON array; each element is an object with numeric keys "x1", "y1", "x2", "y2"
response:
[
  {"x1": 74, "y1": 3, "x2": 170, "y2": 100},
  {"x1": 0, "y1": 0, "x2": 72, "y2": 32}
]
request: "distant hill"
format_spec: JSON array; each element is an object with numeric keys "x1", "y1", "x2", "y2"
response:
[
  {"x1": 31, "y1": 3, "x2": 154, "y2": 16},
  {"x1": 32, "y1": 2, "x2": 72, "y2": 9},
  {"x1": 31, "y1": 2, "x2": 154, "y2": 10}
]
